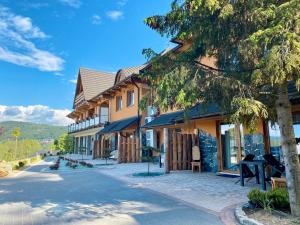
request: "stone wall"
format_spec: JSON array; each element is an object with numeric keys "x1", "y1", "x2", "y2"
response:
[
  {"x1": 243, "y1": 134, "x2": 265, "y2": 160},
  {"x1": 199, "y1": 130, "x2": 218, "y2": 172}
]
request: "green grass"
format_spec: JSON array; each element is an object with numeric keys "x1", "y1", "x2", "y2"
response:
[
  {"x1": 132, "y1": 172, "x2": 164, "y2": 177},
  {"x1": 0, "y1": 139, "x2": 42, "y2": 162}
]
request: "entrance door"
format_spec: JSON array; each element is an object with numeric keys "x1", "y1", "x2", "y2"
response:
[{"x1": 221, "y1": 124, "x2": 244, "y2": 171}]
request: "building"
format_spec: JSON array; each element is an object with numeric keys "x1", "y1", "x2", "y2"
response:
[
  {"x1": 92, "y1": 65, "x2": 148, "y2": 162},
  {"x1": 67, "y1": 42, "x2": 300, "y2": 174},
  {"x1": 67, "y1": 68, "x2": 115, "y2": 156}
]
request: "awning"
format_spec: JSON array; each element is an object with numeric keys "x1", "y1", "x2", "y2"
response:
[
  {"x1": 174, "y1": 103, "x2": 220, "y2": 122},
  {"x1": 142, "y1": 103, "x2": 220, "y2": 129},
  {"x1": 142, "y1": 111, "x2": 182, "y2": 129},
  {"x1": 98, "y1": 116, "x2": 139, "y2": 134}
]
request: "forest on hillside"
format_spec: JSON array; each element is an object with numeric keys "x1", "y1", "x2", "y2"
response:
[{"x1": 0, "y1": 121, "x2": 66, "y2": 141}]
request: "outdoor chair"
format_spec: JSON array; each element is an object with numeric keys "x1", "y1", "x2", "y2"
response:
[
  {"x1": 235, "y1": 154, "x2": 257, "y2": 184},
  {"x1": 263, "y1": 154, "x2": 285, "y2": 178},
  {"x1": 191, "y1": 146, "x2": 201, "y2": 172}
]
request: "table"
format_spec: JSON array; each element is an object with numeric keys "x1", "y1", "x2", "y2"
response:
[{"x1": 239, "y1": 160, "x2": 267, "y2": 190}]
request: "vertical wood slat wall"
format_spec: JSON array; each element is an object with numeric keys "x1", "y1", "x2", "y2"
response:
[
  {"x1": 167, "y1": 129, "x2": 196, "y2": 171},
  {"x1": 118, "y1": 134, "x2": 140, "y2": 163}
]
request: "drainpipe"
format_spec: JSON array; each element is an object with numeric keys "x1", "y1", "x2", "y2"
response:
[
  {"x1": 131, "y1": 76, "x2": 142, "y2": 162},
  {"x1": 131, "y1": 76, "x2": 141, "y2": 134}
]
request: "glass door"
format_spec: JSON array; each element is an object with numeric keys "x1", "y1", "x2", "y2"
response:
[{"x1": 221, "y1": 124, "x2": 244, "y2": 171}]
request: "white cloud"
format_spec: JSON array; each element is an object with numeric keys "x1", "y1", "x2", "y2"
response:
[
  {"x1": 92, "y1": 14, "x2": 101, "y2": 25},
  {"x1": 106, "y1": 10, "x2": 123, "y2": 21},
  {"x1": 69, "y1": 79, "x2": 77, "y2": 84},
  {"x1": 0, "y1": 5, "x2": 64, "y2": 72},
  {"x1": 0, "y1": 105, "x2": 72, "y2": 126},
  {"x1": 117, "y1": 0, "x2": 128, "y2": 6},
  {"x1": 59, "y1": 0, "x2": 82, "y2": 8}
]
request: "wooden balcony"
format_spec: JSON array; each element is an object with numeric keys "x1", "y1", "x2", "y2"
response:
[{"x1": 68, "y1": 115, "x2": 109, "y2": 134}]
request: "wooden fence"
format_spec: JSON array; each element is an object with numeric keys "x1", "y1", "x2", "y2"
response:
[
  {"x1": 167, "y1": 129, "x2": 199, "y2": 171},
  {"x1": 93, "y1": 135, "x2": 140, "y2": 163},
  {"x1": 118, "y1": 136, "x2": 140, "y2": 163}
]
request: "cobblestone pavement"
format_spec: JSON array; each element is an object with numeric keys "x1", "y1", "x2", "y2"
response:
[
  {"x1": 0, "y1": 158, "x2": 223, "y2": 225},
  {"x1": 87, "y1": 160, "x2": 254, "y2": 213}
]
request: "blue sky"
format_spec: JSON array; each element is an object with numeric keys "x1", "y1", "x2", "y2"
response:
[{"x1": 0, "y1": 0, "x2": 172, "y2": 125}]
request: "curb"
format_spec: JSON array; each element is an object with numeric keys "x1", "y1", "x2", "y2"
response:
[{"x1": 235, "y1": 203, "x2": 263, "y2": 225}]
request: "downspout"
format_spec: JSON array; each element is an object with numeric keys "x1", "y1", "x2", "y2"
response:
[
  {"x1": 131, "y1": 76, "x2": 142, "y2": 162},
  {"x1": 131, "y1": 76, "x2": 141, "y2": 134}
]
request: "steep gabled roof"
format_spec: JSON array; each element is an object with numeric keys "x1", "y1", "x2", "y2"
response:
[
  {"x1": 74, "y1": 68, "x2": 116, "y2": 102},
  {"x1": 114, "y1": 64, "x2": 147, "y2": 84}
]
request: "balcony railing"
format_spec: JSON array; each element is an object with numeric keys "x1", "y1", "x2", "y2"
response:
[{"x1": 68, "y1": 116, "x2": 109, "y2": 133}]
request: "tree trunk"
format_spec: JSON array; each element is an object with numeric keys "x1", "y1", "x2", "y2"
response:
[
  {"x1": 275, "y1": 83, "x2": 300, "y2": 217},
  {"x1": 15, "y1": 138, "x2": 18, "y2": 160}
]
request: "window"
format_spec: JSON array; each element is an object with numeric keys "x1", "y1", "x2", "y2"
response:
[
  {"x1": 268, "y1": 122, "x2": 282, "y2": 161},
  {"x1": 127, "y1": 90, "x2": 134, "y2": 107},
  {"x1": 116, "y1": 96, "x2": 122, "y2": 111},
  {"x1": 100, "y1": 107, "x2": 109, "y2": 123}
]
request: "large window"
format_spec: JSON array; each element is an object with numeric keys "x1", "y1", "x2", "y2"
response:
[
  {"x1": 100, "y1": 107, "x2": 109, "y2": 123},
  {"x1": 116, "y1": 96, "x2": 122, "y2": 111},
  {"x1": 127, "y1": 90, "x2": 134, "y2": 107}
]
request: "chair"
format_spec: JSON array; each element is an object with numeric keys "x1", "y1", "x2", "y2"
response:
[
  {"x1": 263, "y1": 154, "x2": 285, "y2": 178},
  {"x1": 235, "y1": 154, "x2": 257, "y2": 184},
  {"x1": 191, "y1": 146, "x2": 201, "y2": 172}
]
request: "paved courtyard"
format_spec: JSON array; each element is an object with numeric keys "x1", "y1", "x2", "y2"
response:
[{"x1": 0, "y1": 158, "x2": 223, "y2": 225}]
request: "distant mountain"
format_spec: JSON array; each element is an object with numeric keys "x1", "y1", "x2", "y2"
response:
[{"x1": 0, "y1": 121, "x2": 67, "y2": 142}]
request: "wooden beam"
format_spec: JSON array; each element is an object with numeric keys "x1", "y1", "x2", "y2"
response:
[
  {"x1": 164, "y1": 128, "x2": 170, "y2": 173},
  {"x1": 123, "y1": 137, "x2": 127, "y2": 163},
  {"x1": 131, "y1": 137, "x2": 136, "y2": 162},
  {"x1": 127, "y1": 137, "x2": 131, "y2": 162},
  {"x1": 100, "y1": 136, "x2": 104, "y2": 159},
  {"x1": 187, "y1": 134, "x2": 192, "y2": 170},
  {"x1": 169, "y1": 129, "x2": 173, "y2": 171},
  {"x1": 172, "y1": 130, "x2": 178, "y2": 170},
  {"x1": 263, "y1": 120, "x2": 271, "y2": 154},
  {"x1": 177, "y1": 133, "x2": 182, "y2": 170},
  {"x1": 118, "y1": 133, "x2": 122, "y2": 163},
  {"x1": 136, "y1": 137, "x2": 140, "y2": 162},
  {"x1": 235, "y1": 123, "x2": 242, "y2": 163},
  {"x1": 182, "y1": 134, "x2": 187, "y2": 170},
  {"x1": 216, "y1": 120, "x2": 223, "y2": 171}
]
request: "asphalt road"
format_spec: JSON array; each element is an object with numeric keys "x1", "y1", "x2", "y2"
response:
[{"x1": 0, "y1": 160, "x2": 223, "y2": 225}]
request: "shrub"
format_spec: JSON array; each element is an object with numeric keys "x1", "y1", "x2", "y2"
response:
[
  {"x1": 267, "y1": 188, "x2": 290, "y2": 210},
  {"x1": 248, "y1": 188, "x2": 290, "y2": 211},
  {"x1": 18, "y1": 160, "x2": 27, "y2": 168},
  {"x1": 30, "y1": 157, "x2": 37, "y2": 163},
  {"x1": 248, "y1": 189, "x2": 265, "y2": 207},
  {"x1": 12, "y1": 164, "x2": 19, "y2": 170}
]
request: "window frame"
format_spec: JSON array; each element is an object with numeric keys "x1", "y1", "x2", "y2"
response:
[
  {"x1": 116, "y1": 96, "x2": 122, "y2": 111},
  {"x1": 127, "y1": 90, "x2": 135, "y2": 107}
]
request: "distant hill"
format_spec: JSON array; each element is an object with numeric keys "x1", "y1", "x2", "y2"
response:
[{"x1": 0, "y1": 121, "x2": 67, "y2": 142}]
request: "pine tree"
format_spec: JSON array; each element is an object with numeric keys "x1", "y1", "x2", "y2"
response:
[{"x1": 144, "y1": 0, "x2": 300, "y2": 216}]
